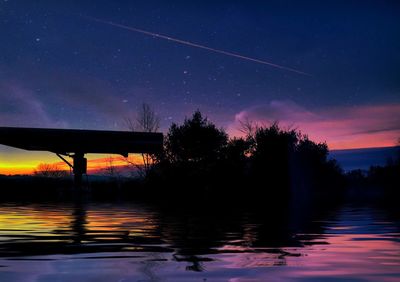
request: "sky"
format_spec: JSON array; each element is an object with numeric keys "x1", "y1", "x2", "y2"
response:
[{"x1": 0, "y1": 0, "x2": 399, "y2": 174}]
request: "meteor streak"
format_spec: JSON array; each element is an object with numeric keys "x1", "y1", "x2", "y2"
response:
[{"x1": 84, "y1": 16, "x2": 312, "y2": 76}]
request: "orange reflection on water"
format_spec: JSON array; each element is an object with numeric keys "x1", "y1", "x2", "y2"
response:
[
  {"x1": 0, "y1": 203, "x2": 399, "y2": 281},
  {"x1": 85, "y1": 207, "x2": 158, "y2": 236},
  {"x1": 0, "y1": 205, "x2": 72, "y2": 237},
  {"x1": 0, "y1": 204, "x2": 158, "y2": 239}
]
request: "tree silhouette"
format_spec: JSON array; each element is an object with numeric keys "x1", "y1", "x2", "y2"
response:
[
  {"x1": 33, "y1": 163, "x2": 68, "y2": 179},
  {"x1": 165, "y1": 111, "x2": 228, "y2": 163},
  {"x1": 103, "y1": 156, "x2": 121, "y2": 179},
  {"x1": 124, "y1": 103, "x2": 161, "y2": 177},
  {"x1": 250, "y1": 123, "x2": 298, "y2": 180}
]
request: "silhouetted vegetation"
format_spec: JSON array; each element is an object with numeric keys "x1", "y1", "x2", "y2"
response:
[
  {"x1": 33, "y1": 163, "x2": 69, "y2": 178},
  {"x1": 124, "y1": 103, "x2": 161, "y2": 177},
  {"x1": 349, "y1": 145, "x2": 399, "y2": 198},
  {"x1": 152, "y1": 111, "x2": 229, "y2": 192},
  {"x1": 343, "y1": 143, "x2": 400, "y2": 203},
  {"x1": 142, "y1": 111, "x2": 345, "y2": 205},
  {"x1": 368, "y1": 161, "x2": 400, "y2": 194},
  {"x1": 4, "y1": 110, "x2": 398, "y2": 206},
  {"x1": 165, "y1": 110, "x2": 228, "y2": 163}
]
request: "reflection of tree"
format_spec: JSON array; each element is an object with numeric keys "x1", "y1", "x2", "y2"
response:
[
  {"x1": 173, "y1": 254, "x2": 209, "y2": 272},
  {"x1": 0, "y1": 201, "x2": 341, "y2": 271},
  {"x1": 152, "y1": 202, "x2": 340, "y2": 271}
]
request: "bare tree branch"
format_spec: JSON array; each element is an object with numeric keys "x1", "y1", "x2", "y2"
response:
[
  {"x1": 238, "y1": 117, "x2": 259, "y2": 137},
  {"x1": 33, "y1": 163, "x2": 68, "y2": 178},
  {"x1": 123, "y1": 103, "x2": 161, "y2": 178}
]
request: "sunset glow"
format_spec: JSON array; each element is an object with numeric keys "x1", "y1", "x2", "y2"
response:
[
  {"x1": 1, "y1": 1, "x2": 399, "y2": 173},
  {"x1": 0, "y1": 151, "x2": 144, "y2": 175},
  {"x1": 228, "y1": 102, "x2": 400, "y2": 150},
  {"x1": 0, "y1": 2, "x2": 399, "y2": 281}
]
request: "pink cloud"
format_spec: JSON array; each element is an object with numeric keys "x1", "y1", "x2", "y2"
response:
[{"x1": 227, "y1": 101, "x2": 400, "y2": 149}]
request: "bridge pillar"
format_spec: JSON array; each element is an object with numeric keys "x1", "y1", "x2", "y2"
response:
[{"x1": 73, "y1": 153, "x2": 87, "y2": 187}]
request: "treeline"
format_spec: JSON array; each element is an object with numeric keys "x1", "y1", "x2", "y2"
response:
[
  {"x1": 9, "y1": 109, "x2": 399, "y2": 203},
  {"x1": 346, "y1": 152, "x2": 400, "y2": 199},
  {"x1": 144, "y1": 111, "x2": 344, "y2": 202}
]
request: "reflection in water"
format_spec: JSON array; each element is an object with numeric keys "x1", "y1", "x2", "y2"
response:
[
  {"x1": 71, "y1": 201, "x2": 87, "y2": 244},
  {"x1": 0, "y1": 201, "x2": 399, "y2": 281}
]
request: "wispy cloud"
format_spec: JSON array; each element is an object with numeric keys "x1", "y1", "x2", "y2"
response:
[
  {"x1": 0, "y1": 82, "x2": 69, "y2": 128},
  {"x1": 228, "y1": 101, "x2": 400, "y2": 149},
  {"x1": 0, "y1": 73, "x2": 138, "y2": 130}
]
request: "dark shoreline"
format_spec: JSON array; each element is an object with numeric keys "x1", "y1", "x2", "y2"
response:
[{"x1": 0, "y1": 174, "x2": 396, "y2": 209}]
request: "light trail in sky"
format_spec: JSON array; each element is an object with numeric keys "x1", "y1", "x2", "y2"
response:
[{"x1": 84, "y1": 16, "x2": 312, "y2": 76}]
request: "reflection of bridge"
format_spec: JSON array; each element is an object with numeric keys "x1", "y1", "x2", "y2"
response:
[{"x1": 0, "y1": 127, "x2": 163, "y2": 185}]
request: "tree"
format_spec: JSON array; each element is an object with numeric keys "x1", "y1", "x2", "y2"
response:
[
  {"x1": 33, "y1": 163, "x2": 68, "y2": 178},
  {"x1": 124, "y1": 103, "x2": 161, "y2": 177},
  {"x1": 220, "y1": 137, "x2": 250, "y2": 179},
  {"x1": 103, "y1": 156, "x2": 120, "y2": 179},
  {"x1": 224, "y1": 137, "x2": 250, "y2": 162},
  {"x1": 125, "y1": 103, "x2": 161, "y2": 133},
  {"x1": 296, "y1": 137, "x2": 329, "y2": 166},
  {"x1": 165, "y1": 111, "x2": 228, "y2": 163},
  {"x1": 238, "y1": 117, "x2": 260, "y2": 138},
  {"x1": 250, "y1": 123, "x2": 298, "y2": 174}
]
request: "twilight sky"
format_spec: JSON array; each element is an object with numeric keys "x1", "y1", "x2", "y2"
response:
[{"x1": 0, "y1": 1, "x2": 399, "y2": 174}]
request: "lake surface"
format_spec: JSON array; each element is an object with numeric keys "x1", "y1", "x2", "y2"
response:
[{"x1": 0, "y1": 201, "x2": 399, "y2": 281}]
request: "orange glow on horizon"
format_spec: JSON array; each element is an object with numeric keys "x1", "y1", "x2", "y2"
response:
[
  {"x1": 1, "y1": 102, "x2": 399, "y2": 175},
  {"x1": 0, "y1": 154, "x2": 144, "y2": 175}
]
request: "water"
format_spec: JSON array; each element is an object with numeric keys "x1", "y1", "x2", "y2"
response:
[{"x1": 0, "y1": 201, "x2": 399, "y2": 281}]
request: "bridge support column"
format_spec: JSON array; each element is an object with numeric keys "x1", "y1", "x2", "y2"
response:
[{"x1": 73, "y1": 153, "x2": 87, "y2": 187}]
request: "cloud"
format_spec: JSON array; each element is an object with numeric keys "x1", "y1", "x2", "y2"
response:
[
  {"x1": 0, "y1": 72, "x2": 141, "y2": 130},
  {"x1": 0, "y1": 82, "x2": 69, "y2": 128},
  {"x1": 228, "y1": 100, "x2": 400, "y2": 149}
]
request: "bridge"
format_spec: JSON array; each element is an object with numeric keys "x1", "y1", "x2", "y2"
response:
[{"x1": 0, "y1": 127, "x2": 163, "y2": 186}]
